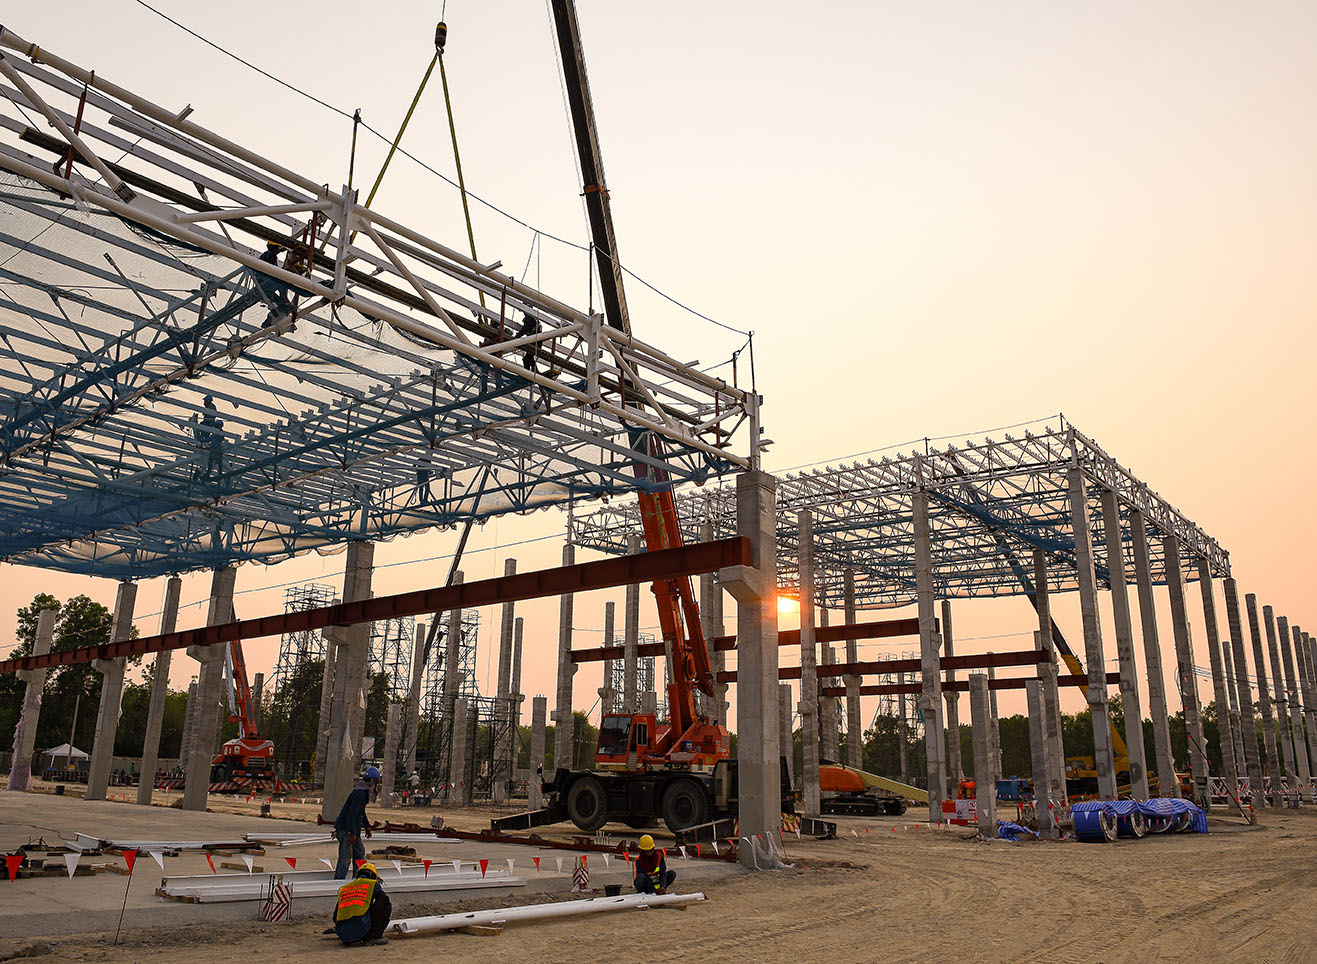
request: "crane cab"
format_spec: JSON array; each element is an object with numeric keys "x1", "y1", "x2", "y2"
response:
[{"x1": 595, "y1": 713, "x2": 659, "y2": 771}]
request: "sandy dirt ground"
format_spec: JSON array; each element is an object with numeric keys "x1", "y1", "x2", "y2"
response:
[{"x1": 2, "y1": 787, "x2": 1315, "y2": 964}]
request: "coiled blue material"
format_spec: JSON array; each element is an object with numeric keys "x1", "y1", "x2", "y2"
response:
[
  {"x1": 1072, "y1": 806, "x2": 1116, "y2": 842},
  {"x1": 1069, "y1": 797, "x2": 1208, "y2": 838}
]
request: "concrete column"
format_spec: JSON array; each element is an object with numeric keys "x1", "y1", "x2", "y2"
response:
[
  {"x1": 321, "y1": 542, "x2": 374, "y2": 820},
  {"x1": 251, "y1": 672, "x2": 265, "y2": 734},
  {"x1": 843, "y1": 569, "x2": 862, "y2": 769},
  {"x1": 313, "y1": 621, "x2": 338, "y2": 786},
  {"x1": 722, "y1": 470, "x2": 781, "y2": 869},
  {"x1": 1098, "y1": 489, "x2": 1149, "y2": 798},
  {"x1": 87, "y1": 581, "x2": 138, "y2": 802},
  {"x1": 623, "y1": 534, "x2": 641, "y2": 714},
  {"x1": 598, "y1": 601, "x2": 617, "y2": 716},
  {"x1": 941, "y1": 599, "x2": 963, "y2": 782},
  {"x1": 968, "y1": 674, "x2": 996, "y2": 835},
  {"x1": 179, "y1": 681, "x2": 197, "y2": 769},
  {"x1": 528, "y1": 695, "x2": 547, "y2": 810},
  {"x1": 1244, "y1": 594, "x2": 1283, "y2": 801},
  {"x1": 819, "y1": 605, "x2": 840, "y2": 763},
  {"x1": 1129, "y1": 509, "x2": 1177, "y2": 796},
  {"x1": 1025, "y1": 680, "x2": 1058, "y2": 838},
  {"x1": 137, "y1": 578, "x2": 181, "y2": 805},
  {"x1": 449, "y1": 697, "x2": 471, "y2": 806},
  {"x1": 1163, "y1": 537, "x2": 1209, "y2": 807},
  {"x1": 1276, "y1": 616, "x2": 1312, "y2": 801},
  {"x1": 184, "y1": 567, "x2": 236, "y2": 811},
  {"x1": 380, "y1": 703, "x2": 400, "y2": 808},
  {"x1": 494, "y1": 559, "x2": 518, "y2": 805},
  {"x1": 779, "y1": 683, "x2": 794, "y2": 784},
  {"x1": 985, "y1": 658, "x2": 1001, "y2": 772},
  {"x1": 1262, "y1": 606, "x2": 1300, "y2": 798},
  {"x1": 912, "y1": 487, "x2": 946, "y2": 821},
  {"x1": 511, "y1": 617, "x2": 525, "y2": 764},
  {"x1": 1196, "y1": 560, "x2": 1240, "y2": 802},
  {"x1": 797, "y1": 509, "x2": 821, "y2": 816},
  {"x1": 1223, "y1": 579, "x2": 1264, "y2": 809},
  {"x1": 8, "y1": 608, "x2": 56, "y2": 791},
  {"x1": 402, "y1": 622, "x2": 425, "y2": 775},
  {"x1": 440, "y1": 571, "x2": 466, "y2": 798},
  {"x1": 1220, "y1": 635, "x2": 1249, "y2": 794},
  {"x1": 1067, "y1": 467, "x2": 1116, "y2": 800},
  {"x1": 1295, "y1": 627, "x2": 1317, "y2": 779},
  {"x1": 553, "y1": 544, "x2": 577, "y2": 774},
  {"x1": 1031, "y1": 551, "x2": 1066, "y2": 803},
  {"x1": 897, "y1": 665, "x2": 910, "y2": 783},
  {"x1": 699, "y1": 523, "x2": 727, "y2": 725}
]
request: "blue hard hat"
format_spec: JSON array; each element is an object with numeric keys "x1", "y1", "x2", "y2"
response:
[{"x1": 364, "y1": 765, "x2": 381, "y2": 780}]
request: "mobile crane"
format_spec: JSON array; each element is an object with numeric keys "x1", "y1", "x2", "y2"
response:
[{"x1": 209, "y1": 637, "x2": 280, "y2": 787}]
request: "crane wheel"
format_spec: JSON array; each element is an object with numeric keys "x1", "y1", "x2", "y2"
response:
[
  {"x1": 661, "y1": 778, "x2": 709, "y2": 833},
  {"x1": 566, "y1": 776, "x2": 609, "y2": 832}
]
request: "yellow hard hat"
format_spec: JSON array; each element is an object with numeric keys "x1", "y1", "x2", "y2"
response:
[
  {"x1": 356, "y1": 861, "x2": 379, "y2": 879},
  {"x1": 638, "y1": 834, "x2": 654, "y2": 851}
]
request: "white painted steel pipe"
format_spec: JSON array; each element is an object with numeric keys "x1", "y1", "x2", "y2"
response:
[{"x1": 392, "y1": 892, "x2": 707, "y2": 935}]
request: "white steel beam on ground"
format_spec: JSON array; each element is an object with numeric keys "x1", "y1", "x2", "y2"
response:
[{"x1": 392, "y1": 892, "x2": 705, "y2": 934}]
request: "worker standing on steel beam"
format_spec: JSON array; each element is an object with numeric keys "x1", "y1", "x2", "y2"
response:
[
  {"x1": 332, "y1": 861, "x2": 392, "y2": 946},
  {"x1": 632, "y1": 835, "x2": 676, "y2": 895},
  {"x1": 254, "y1": 239, "x2": 292, "y2": 324},
  {"x1": 333, "y1": 765, "x2": 380, "y2": 879}
]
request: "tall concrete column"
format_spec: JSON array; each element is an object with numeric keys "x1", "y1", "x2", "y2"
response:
[
  {"x1": 1196, "y1": 560, "x2": 1240, "y2": 801},
  {"x1": 1067, "y1": 468, "x2": 1116, "y2": 799},
  {"x1": 819, "y1": 608, "x2": 840, "y2": 763},
  {"x1": 511, "y1": 617, "x2": 525, "y2": 770},
  {"x1": 1025, "y1": 680, "x2": 1058, "y2": 838},
  {"x1": 184, "y1": 567, "x2": 236, "y2": 811},
  {"x1": 897, "y1": 665, "x2": 910, "y2": 783},
  {"x1": 1244, "y1": 594, "x2": 1283, "y2": 800},
  {"x1": 528, "y1": 696, "x2": 547, "y2": 810},
  {"x1": 321, "y1": 542, "x2": 374, "y2": 820},
  {"x1": 797, "y1": 509, "x2": 821, "y2": 816},
  {"x1": 1098, "y1": 489, "x2": 1149, "y2": 798},
  {"x1": 380, "y1": 703, "x2": 400, "y2": 808},
  {"x1": 179, "y1": 681, "x2": 197, "y2": 770},
  {"x1": 985, "y1": 658, "x2": 1001, "y2": 771},
  {"x1": 8, "y1": 608, "x2": 56, "y2": 791},
  {"x1": 449, "y1": 698, "x2": 472, "y2": 806},
  {"x1": 1262, "y1": 606, "x2": 1299, "y2": 797},
  {"x1": 623, "y1": 534, "x2": 641, "y2": 714},
  {"x1": 1031, "y1": 551, "x2": 1066, "y2": 803},
  {"x1": 843, "y1": 569, "x2": 862, "y2": 769},
  {"x1": 968, "y1": 674, "x2": 996, "y2": 835},
  {"x1": 402, "y1": 622, "x2": 425, "y2": 775},
  {"x1": 1163, "y1": 537, "x2": 1209, "y2": 806},
  {"x1": 699, "y1": 523, "x2": 727, "y2": 725},
  {"x1": 598, "y1": 602, "x2": 617, "y2": 716},
  {"x1": 1223, "y1": 578, "x2": 1264, "y2": 809},
  {"x1": 912, "y1": 487, "x2": 946, "y2": 820},
  {"x1": 722, "y1": 470, "x2": 781, "y2": 868},
  {"x1": 553, "y1": 544, "x2": 578, "y2": 773},
  {"x1": 494, "y1": 560, "x2": 518, "y2": 804},
  {"x1": 87, "y1": 581, "x2": 138, "y2": 802},
  {"x1": 251, "y1": 673, "x2": 265, "y2": 733},
  {"x1": 1276, "y1": 616, "x2": 1312, "y2": 801},
  {"x1": 313, "y1": 620, "x2": 338, "y2": 786},
  {"x1": 941, "y1": 599, "x2": 963, "y2": 782},
  {"x1": 440, "y1": 571, "x2": 466, "y2": 798},
  {"x1": 779, "y1": 683, "x2": 794, "y2": 783},
  {"x1": 137, "y1": 577, "x2": 181, "y2": 805},
  {"x1": 1220, "y1": 636, "x2": 1249, "y2": 793},
  {"x1": 1129, "y1": 509, "x2": 1177, "y2": 796},
  {"x1": 1295, "y1": 627, "x2": 1317, "y2": 778}
]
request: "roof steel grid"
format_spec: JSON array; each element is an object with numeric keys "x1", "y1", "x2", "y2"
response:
[
  {"x1": 573, "y1": 419, "x2": 1229, "y2": 610},
  {"x1": 0, "y1": 31, "x2": 755, "y2": 579}
]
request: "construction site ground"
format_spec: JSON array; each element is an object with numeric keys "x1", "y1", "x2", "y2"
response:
[{"x1": 2, "y1": 787, "x2": 1314, "y2": 963}]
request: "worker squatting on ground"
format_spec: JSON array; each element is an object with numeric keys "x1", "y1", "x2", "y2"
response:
[
  {"x1": 333, "y1": 766, "x2": 381, "y2": 880},
  {"x1": 633, "y1": 834, "x2": 676, "y2": 895},
  {"x1": 332, "y1": 861, "x2": 392, "y2": 947}
]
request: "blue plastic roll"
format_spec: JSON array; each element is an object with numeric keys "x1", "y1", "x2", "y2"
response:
[{"x1": 1073, "y1": 807, "x2": 1116, "y2": 842}]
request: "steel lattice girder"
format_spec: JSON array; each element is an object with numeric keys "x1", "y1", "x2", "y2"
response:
[
  {"x1": 0, "y1": 31, "x2": 756, "y2": 579},
  {"x1": 572, "y1": 421, "x2": 1229, "y2": 609}
]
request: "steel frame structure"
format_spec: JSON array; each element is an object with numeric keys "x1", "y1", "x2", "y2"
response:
[
  {"x1": 574, "y1": 419, "x2": 1229, "y2": 609},
  {"x1": 0, "y1": 29, "x2": 756, "y2": 580}
]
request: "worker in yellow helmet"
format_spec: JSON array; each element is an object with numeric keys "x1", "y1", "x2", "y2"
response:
[
  {"x1": 632, "y1": 834, "x2": 676, "y2": 896},
  {"x1": 332, "y1": 861, "x2": 392, "y2": 946}
]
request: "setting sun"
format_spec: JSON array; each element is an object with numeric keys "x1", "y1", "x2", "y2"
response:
[{"x1": 777, "y1": 596, "x2": 798, "y2": 615}]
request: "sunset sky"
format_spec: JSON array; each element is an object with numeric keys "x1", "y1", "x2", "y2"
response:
[{"x1": 3, "y1": 1, "x2": 1315, "y2": 736}]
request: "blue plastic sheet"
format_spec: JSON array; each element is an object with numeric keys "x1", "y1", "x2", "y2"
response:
[
  {"x1": 996, "y1": 820, "x2": 1037, "y2": 841},
  {"x1": 1069, "y1": 797, "x2": 1208, "y2": 835}
]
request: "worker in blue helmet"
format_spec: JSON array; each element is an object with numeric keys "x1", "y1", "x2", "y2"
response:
[{"x1": 333, "y1": 765, "x2": 382, "y2": 879}]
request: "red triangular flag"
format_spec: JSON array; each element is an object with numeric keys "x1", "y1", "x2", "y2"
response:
[
  {"x1": 122, "y1": 850, "x2": 138, "y2": 874},
  {"x1": 284, "y1": 857, "x2": 297, "y2": 870},
  {"x1": 478, "y1": 859, "x2": 488, "y2": 878},
  {"x1": 355, "y1": 859, "x2": 366, "y2": 870},
  {"x1": 580, "y1": 854, "x2": 587, "y2": 869},
  {"x1": 5, "y1": 855, "x2": 22, "y2": 882},
  {"x1": 532, "y1": 857, "x2": 540, "y2": 872},
  {"x1": 205, "y1": 854, "x2": 216, "y2": 874},
  {"x1": 695, "y1": 844, "x2": 701, "y2": 858},
  {"x1": 423, "y1": 859, "x2": 432, "y2": 877},
  {"x1": 246, "y1": 795, "x2": 251, "y2": 803}
]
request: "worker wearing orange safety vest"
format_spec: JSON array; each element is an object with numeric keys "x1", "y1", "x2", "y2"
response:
[
  {"x1": 333, "y1": 862, "x2": 392, "y2": 946},
  {"x1": 633, "y1": 835, "x2": 676, "y2": 895}
]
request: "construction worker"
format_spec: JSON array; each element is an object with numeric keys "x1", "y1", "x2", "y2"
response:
[
  {"x1": 632, "y1": 835, "x2": 675, "y2": 895},
  {"x1": 254, "y1": 239, "x2": 292, "y2": 323},
  {"x1": 333, "y1": 765, "x2": 381, "y2": 879},
  {"x1": 332, "y1": 861, "x2": 392, "y2": 946}
]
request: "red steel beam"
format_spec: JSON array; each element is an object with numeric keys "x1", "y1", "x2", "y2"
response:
[
  {"x1": 570, "y1": 616, "x2": 926, "y2": 664},
  {"x1": 820, "y1": 671, "x2": 1121, "y2": 698},
  {"x1": 715, "y1": 650, "x2": 1051, "y2": 684},
  {"x1": 0, "y1": 538, "x2": 751, "y2": 675}
]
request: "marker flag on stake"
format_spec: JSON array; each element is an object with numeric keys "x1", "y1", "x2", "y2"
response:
[
  {"x1": 319, "y1": 858, "x2": 333, "y2": 870},
  {"x1": 122, "y1": 850, "x2": 138, "y2": 874},
  {"x1": 478, "y1": 859, "x2": 488, "y2": 878},
  {"x1": 554, "y1": 856, "x2": 564, "y2": 874},
  {"x1": 64, "y1": 854, "x2": 79, "y2": 879},
  {"x1": 284, "y1": 857, "x2": 297, "y2": 870},
  {"x1": 602, "y1": 854, "x2": 610, "y2": 869},
  {"x1": 205, "y1": 854, "x2": 216, "y2": 874},
  {"x1": 5, "y1": 855, "x2": 22, "y2": 882},
  {"x1": 241, "y1": 855, "x2": 254, "y2": 874},
  {"x1": 679, "y1": 846, "x2": 687, "y2": 860},
  {"x1": 581, "y1": 854, "x2": 588, "y2": 869},
  {"x1": 391, "y1": 859, "x2": 404, "y2": 877},
  {"x1": 711, "y1": 841, "x2": 719, "y2": 856},
  {"x1": 695, "y1": 844, "x2": 701, "y2": 858},
  {"x1": 354, "y1": 859, "x2": 365, "y2": 871},
  {"x1": 423, "y1": 859, "x2": 432, "y2": 877},
  {"x1": 451, "y1": 859, "x2": 461, "y2": 875},
  {"x1": 150, "y1": 852, "x2": 165, "y2": 871},
  {"x1": 532, "y1": 857, "x2": 541, "y2": 873},
  {"x1": 506, "y1": 857, "x2": 515, "y2": 874}
]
